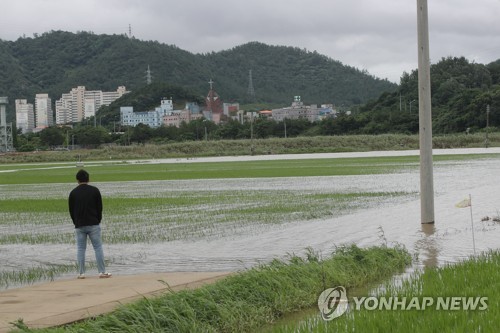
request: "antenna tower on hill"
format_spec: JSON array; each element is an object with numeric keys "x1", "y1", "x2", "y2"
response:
[
  {"x1": 247, "y1": 69, "x2": 255, "y2": 100},
  {"x1": 146, "y1": 65, "x2": 152, "y2": 85}
]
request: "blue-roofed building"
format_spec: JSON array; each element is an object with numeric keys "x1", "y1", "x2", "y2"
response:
[{"x1": 120, "y1": 98, "x2": 174, "y2": 128}]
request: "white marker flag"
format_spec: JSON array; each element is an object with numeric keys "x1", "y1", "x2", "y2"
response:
[{"x1": 455, "y1": 198, "x2": 471, "y2": 208}]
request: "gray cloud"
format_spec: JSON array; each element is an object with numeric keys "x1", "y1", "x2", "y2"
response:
[{"x1": 1, "y1": 0, "x2": 499, "y2": 83}]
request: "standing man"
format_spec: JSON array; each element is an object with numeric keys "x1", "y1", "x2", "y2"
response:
[{"x1": 69, "y1": 169, "x2": 112, "y2": 279}]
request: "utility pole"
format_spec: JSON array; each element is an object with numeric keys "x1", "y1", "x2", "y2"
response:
[
  {"x1": 417, "y1": 0, "x2": 435, "y2": 224},
  {"x1": 409, "y1": 99, "x2": 416, "y2": 113},
  {"x1": 485, "y1": 104, "x2": 490, "y2": 148},
  {"x1": 250, "y1": 112, "x2": 254, "y2": 155}
]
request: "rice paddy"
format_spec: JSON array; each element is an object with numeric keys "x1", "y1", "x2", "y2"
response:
[
  {"x1": 0, "y1": 189, "x2": 410, "y2": 246},
  {"x1": 1, "y1": 156, "x2": 415, "y2": 288},
  {"x1": 0, "y1": 155, "x2": 425, "y2": 283}
]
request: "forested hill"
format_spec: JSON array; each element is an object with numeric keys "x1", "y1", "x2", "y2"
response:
[
  {"x1": 200, "y1": 42, "x2": 396, "y2": 105},
  {"x1": 0, "y1": 31, "x2": 396, "y2": 112},
  {"x1": 355, "y1": 56, "x2": 500, "y2": 134}
]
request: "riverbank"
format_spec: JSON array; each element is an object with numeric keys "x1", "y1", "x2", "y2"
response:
[
  {"x1": 1, "y1": 133, "x2": 499, "y2": 164},
  {"x1": 274, "y1": 250, "x2": 499, "y2": 332},
  {"x1": 5, "y1": 245, "x2": 411, "y2": 333}
]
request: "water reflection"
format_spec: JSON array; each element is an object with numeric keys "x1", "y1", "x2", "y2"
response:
[{"x1": 419, "y1": 223, "x2": 438, "y2": 268}]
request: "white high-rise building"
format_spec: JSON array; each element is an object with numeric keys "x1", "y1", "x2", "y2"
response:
[
  {"x1": 102, "y1": 86, "x2": 128, "y2": 106},
  {"x1": 35, "y1": 93, "x2": 53, "y2": 129},
  {"x1": 56, "y1": 86, "x2": 128, "y2": 125},
  {"x1": 15, "y1": 99, "x2": 35, "y2": 133}
]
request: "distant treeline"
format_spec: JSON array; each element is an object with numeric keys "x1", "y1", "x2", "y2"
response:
[{"x1": 361, "y1": 56, "x2": 500, "y2": 134}]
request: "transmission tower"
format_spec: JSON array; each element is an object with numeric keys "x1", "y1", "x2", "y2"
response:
[
  {"x1": 145, "y1": 65, "x2": 153, "y2": 85},
  {"x1": 128, "y1": 24, "x2": 132, "y2": 38},
  {"x1": 247, "y1": 69, "x2": 255, "y2": 100},
  {"x1": 0, "y1": 97, "x2": 13, "y2": 153}
]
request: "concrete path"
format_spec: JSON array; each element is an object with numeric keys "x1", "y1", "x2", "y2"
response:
[{"x1": 0, "y1": 272, "x2": 231, "y2": 333}]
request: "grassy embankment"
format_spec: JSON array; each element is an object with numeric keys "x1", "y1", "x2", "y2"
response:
[
  {"x1": 9, "y1": 245, "x2": 411, "y2": 333},
  {"x1": 273, "y1": 250, "x2": 500, "y2": 333},
  {"x1": 1, "y1": 132, "x2": 499, "y2": 164}
]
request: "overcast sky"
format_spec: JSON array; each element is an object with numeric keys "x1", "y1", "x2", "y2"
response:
[{"x1": 1, "y1": 0, "x2": 499, "y2": 83}]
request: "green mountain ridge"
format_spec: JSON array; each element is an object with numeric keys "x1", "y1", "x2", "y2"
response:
[
  {"x1": 0, "y1": 30, "x2": 396, "y2": 120},
  {"x1": 3, "y1": 30, "x2": 499, "y2": 136}
]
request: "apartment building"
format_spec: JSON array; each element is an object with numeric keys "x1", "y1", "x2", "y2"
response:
[
  {"x1": 15, "y1": 99, "x2": 35, "y2": 133},
  {"x1": 120, "y1": 98, "x2": 174, "y2": 128},
  {"x1": 164, "y1": 110, "x2": 203, "y2": 127},
  {"x1": 272, "y1": 96, "x2": 323, "y2": 122},
  {"x1": 35, "y1": 93, "x2": 53, "y2": 129},
  {"x1": 56, "y1": 86, "x2": 128, "y2": 124},
  {"x1": 121, "y1": 98, "x2": 204, "y2": 128}
]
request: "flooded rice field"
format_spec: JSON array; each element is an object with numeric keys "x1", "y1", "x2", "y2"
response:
[{"x1": 1, "y1": 149, "x2": 500, "y2": 288}]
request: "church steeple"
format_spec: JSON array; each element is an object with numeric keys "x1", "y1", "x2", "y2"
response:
[{"x1": 205, "y1": 79, "x2": 223, "y2": 124}]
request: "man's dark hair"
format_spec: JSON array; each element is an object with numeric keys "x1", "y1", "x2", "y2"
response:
[{"x1": 76, "y1": 169, "x2": 90, "y2": 183}]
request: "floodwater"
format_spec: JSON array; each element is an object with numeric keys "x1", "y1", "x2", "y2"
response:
[{"x1": 1, "y1": 148, "x2": 500, "y2": 287}]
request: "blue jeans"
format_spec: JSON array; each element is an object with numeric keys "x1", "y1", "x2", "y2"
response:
[{"x1": 75, "y1": 225, "x2": 106, "y2": 274}]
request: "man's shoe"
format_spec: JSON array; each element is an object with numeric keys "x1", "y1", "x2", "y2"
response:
[
  {"x1": 77, "y1": 274, "x2": 85, "y2": 279},
  {"x1": 99, "y1": 272, "x2": 112, "y2": 278}
]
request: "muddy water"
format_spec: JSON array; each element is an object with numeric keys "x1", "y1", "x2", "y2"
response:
[{"x1": 1, "y1": 149, "x2": 500, "y2": 284}]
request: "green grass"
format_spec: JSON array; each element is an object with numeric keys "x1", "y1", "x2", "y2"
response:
[
  {"x1": 8, "y1": 245, "x2": 412, "y2": 333},
  {"x1": 0, "y1": 264, "x2": 97, "y2": 290},
  {"x1": 0, "y1": 199, "x2": 66, "y2": 213},
  {"x1": 0, "y1": 156, "x2": 411, "y2": 184},
  {"x1": 273, "y1": 250, "x2": 500, "y2": 333},
  {"x1": 1, "y1": 153, "x2": 498, "y2": 185}
]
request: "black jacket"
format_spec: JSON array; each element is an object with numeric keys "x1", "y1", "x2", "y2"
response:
[{"x1": 68, "y1": 184, "x2": 103, "y2": 228}]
